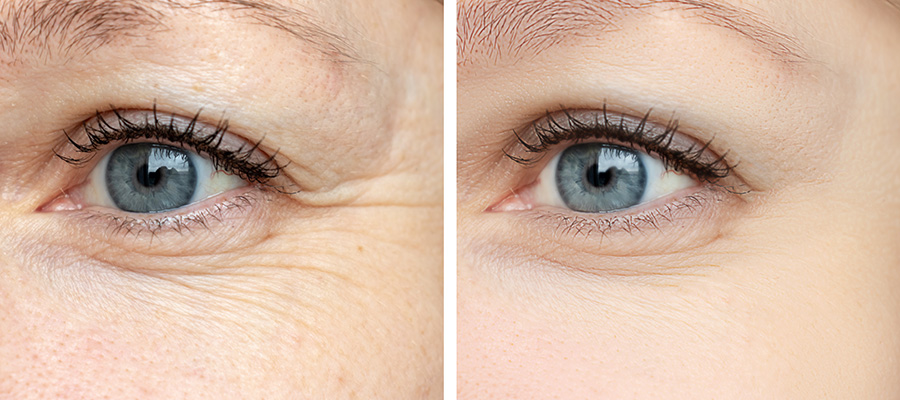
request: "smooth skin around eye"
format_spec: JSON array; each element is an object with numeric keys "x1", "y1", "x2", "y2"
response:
[
  {"x1": 0, "y1": 0, "x2": 442, "y2": 399},
  {"x1": 458, "y1": 0, "x2": 900, "y2": 399}
]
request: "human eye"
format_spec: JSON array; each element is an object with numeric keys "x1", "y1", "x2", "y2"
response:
[
  {"x1": 41, "y1": 106, "x2": 288, "y2": 236},
  {"x1": 529, "y1": 141, "x2": 694, "y2": 213},
  {"x1": 80, "y1": 142, "x2": 243, "y2": 213},
  {"x1": 489, "y1": 106, "x2": 745, "y2": 244}
]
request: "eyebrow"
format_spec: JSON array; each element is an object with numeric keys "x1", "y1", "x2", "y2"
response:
[
  {"x1": 0, "y1": 0, "x2": 359, "y2": 64},
  {"x1": 457, "y1": 0, "x2": 808, "y2": 66}
]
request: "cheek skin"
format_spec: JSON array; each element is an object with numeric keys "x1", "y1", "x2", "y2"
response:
[
  {"x1": 458, "y1": 185, "x2": 900, "y2": 399},
  {"x1": 0, "y1": 209, "x2": 442, "y2": 399},
  {"x1": 0, "y1": 258, "x2": 241, "y2": 398}
]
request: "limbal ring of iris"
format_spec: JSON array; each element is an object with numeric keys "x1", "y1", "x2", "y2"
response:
[
  {"x1": 555, "y1": 143, "x2": 648, "y2": 213},
  {"x1": 105, "y1": 143, "x2": 199, "y2": 213}
]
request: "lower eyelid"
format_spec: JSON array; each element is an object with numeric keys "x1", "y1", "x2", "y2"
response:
[
  {"x1": 64, "y1": 185, "x2": 269, "y2": 243},
  {"x1": 481, "y1": 184, "x2": 743, "y2": 258},
  {"x1": 22, "y1": 188, "x2": 282, "y2": 275},
  {"x1": 539, "y1": 184, "x2": 712, "y2": 225}
]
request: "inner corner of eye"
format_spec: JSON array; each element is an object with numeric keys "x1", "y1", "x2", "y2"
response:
[{"x1": 488, "y1": 188, "x2": 535, "y2": 212}]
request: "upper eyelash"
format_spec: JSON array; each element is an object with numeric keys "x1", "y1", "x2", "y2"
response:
[
  {"x1": 506, "y1": 105, "x2": 734, "y2": 184},
  {"x1": 56, "y1": 104, "x2": 290, "y2": 191}
]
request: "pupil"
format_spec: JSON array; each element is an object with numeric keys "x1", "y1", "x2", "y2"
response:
[
  {"x1": 586, "y1": 163, "x2": 615, "y2": 188},
  {"x1": 136, "y1": 163, "x2": 165, "y2": 188}
]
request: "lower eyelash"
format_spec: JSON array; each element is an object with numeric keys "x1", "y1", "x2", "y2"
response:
[
  {"x1": 77, "y1": 191, "x2": 259, "y2": 239},
  {"x1": 529, "y1": 185, "x2": 728, "y2": 238}
]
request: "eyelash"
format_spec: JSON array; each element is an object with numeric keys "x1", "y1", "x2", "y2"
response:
[
  {"x1": 56, "y1": 104, "x2": 287, "y2": 190},
  {"x1": 507, "y1": 105, "x2": 734, "y2": 185},
  {"x1": 533, "y1": 192, "x2": 713, "y2": 237},
  {"x1": 83, "y1": 193, "x2": 258, "y2": 238}
]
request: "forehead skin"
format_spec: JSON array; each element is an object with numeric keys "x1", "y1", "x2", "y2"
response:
[
  {"x1": 457, "y1": 0, "x2": 900, "y2": 398},
  {"x1": 0, "y1": 0, "x2": 442, "y2": 398}
]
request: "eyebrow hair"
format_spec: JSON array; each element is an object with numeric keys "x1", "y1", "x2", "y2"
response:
[
  {"x1": 457, "y1": 0, "x2": 808, "y2": 66},
  {"x1": 0, "y1": 0, "x2": 359, "y2": 64}
]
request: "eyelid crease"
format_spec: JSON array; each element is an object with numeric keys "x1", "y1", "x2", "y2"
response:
[
  {"x1": 55, "y1": 104, "x2": 296, "y2": 194},
  {"x1": 505, "y1": 106, "x2": 740, "y2": 190}
]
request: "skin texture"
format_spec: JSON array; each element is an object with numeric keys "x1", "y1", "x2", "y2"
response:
[
  {"x1": 458, "y1": 0, "x2": 900, "y2": 398},
  {"x1": 0, "y1": 0, "x2": 442, "y2": 398}
]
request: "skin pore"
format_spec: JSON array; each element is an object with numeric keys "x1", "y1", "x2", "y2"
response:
[
  {"x1": 0, "y1": 0, "x2": 442, "y2": 398},
  {"x1": 458, "y1": 0, "x2": 900, "y2": 398}
]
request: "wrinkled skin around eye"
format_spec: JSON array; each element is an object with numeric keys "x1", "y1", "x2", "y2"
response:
[{"x1": 0, "y1": 0, "x2": 442, "y2": 399}]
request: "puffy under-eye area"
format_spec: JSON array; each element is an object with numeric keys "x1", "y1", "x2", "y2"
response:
[
  {"x1": 82, "y1": 142, "x2": 246, "y2": 213},
  {"x1": 532, "y1": 143, "x2": 695, "y2": 213}
]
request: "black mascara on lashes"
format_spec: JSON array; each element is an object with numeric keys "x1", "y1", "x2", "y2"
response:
[
  {"x1": 56, "y1": 104, "x2": 288, "y2": 190},
  {"x1": 505, "y1": 105, "x2": 735, "y2": 185}
]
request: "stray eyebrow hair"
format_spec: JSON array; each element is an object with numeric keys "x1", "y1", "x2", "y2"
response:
[
  {"x1": 0, "y1": 0, "x2": 359, "y2": 64},
  {"x1": 457, "y1": 0, "x2": 807, "y2": 66}
]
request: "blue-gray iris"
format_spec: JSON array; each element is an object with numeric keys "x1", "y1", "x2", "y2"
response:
[
  {"x1": 555, "y1": 143, "x2": 647, "y2": 213},
  {"x1": 105, "y1": 143, "x2": 198, "y2": 213}
]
